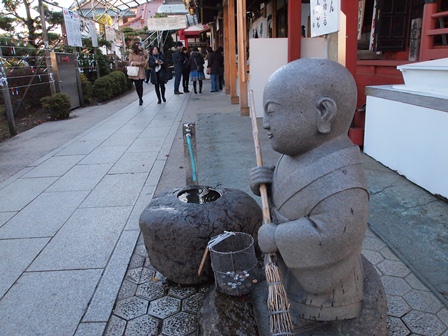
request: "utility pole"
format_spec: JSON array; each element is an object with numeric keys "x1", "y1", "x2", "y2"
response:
[
  {"x1": 38, "y1": 0, "x2": 56, "y2": 94},
  {"x1": 0, "y1": 46, "x2": 17, "y2": 137}
]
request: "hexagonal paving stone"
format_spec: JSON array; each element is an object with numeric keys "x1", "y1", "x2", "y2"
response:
[
  {"x1": 182, "y1": 293, "x2": 204, "y2": 314},
  {"x1": 362, "y1": 250, "x2": 384, "y2": 265},
  {"x1": 136, "y1": 282, "x2": 166, "y2": 301},
  {"x1": 380, "y1": 246, "x2": 401, "y2": 261},
  {"x1": 134, "y1": 244, "x2": 148, "y2": 257},
  {"x1": 104, "y1": 315, "x2": 127, "y2": 336},
  {"x1": 128, "y1": 254, "x2": 146, "y2": 269},
  {"x1": 168, "y1": 286, "x2": 197, "y2": 299},
  {"x1": 437, "y1": 308, "x2": 448, "y2": 327},
  {"x1": 125, "y1": 315, "x2": 161, "y2": 336},
  {"x1": 117, "y1": 279, "x2": 138, "y2": 301},
  {"x1": 403, "y1": 310, "x2": 446, "y2": 336},
  {"x1": 387, "y1": 294, "x2": 411, "y2": 318},
  {"x1": 148, "y1": 296, "x2": 181, "y2": 319},
  {"x1": 377, "y1": 260, "x2": 411, "y2": 277},
  {"x1": 403, "y1": 290, "x2": 444, "y2": 314},
  {"x1": 381, "y1": 276, "x2": 412, "y2": 296},
  {"x1": 405, "y1": 273, "x2": 431, "y2": 291},
  {"x1": 162, "y1": 312, "x2": 198, "y2": 336},
  {"x1": 114, "y1": 297, "x2": 149, "y2": 320},
  {"x1": 362, "y1": 236, "x2": 386, "y2": 251},
  {"x1": 387, "y1": 316, "x2": 411, "y2": 336},
  {"x1": 126, "y1": 267, "x2": 156, "y2": 285}
]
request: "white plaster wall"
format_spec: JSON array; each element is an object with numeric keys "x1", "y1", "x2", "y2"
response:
[
  {"x1": 249, "y1": 38, "x2": 288, "y2": 117},
  {"x1": 248, "y1": 38, "x2": 325, "y2": 117},
  {"x1": 364, "y1": 96, "x2": 448, "y2": 198}
]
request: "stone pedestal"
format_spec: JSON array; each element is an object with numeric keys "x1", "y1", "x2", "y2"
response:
[
  {"x1": 139, "y1": 186, "x2": 262, "y2": 285},
  {"x1": 199, "y1": 287, "x2": 259, "y2": 336},
  {"x1": 251, "y1": 255, "x2": 388, "y2": 336}
]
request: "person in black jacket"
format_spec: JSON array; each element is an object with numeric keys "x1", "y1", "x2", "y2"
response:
[
  {"x1": 188, "y1": 47, "x2": 205, "y2": 94},
  {"x1": 206, "y1": 47, "x2": 220, "y2": 92},
  {"x1": 172, "y1": 41, "x2": 184, "y2": 94},
  {"x1": 148, "y1": 45, "x2": 167, "y2": 104},
  {"x1": 181, "y1": 47, "x2": 190, "y2": 93},
  {"x1": 215, "y1": 47, "x2": 224, "y2": 91}
]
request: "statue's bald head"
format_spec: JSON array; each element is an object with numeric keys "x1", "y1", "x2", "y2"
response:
[{"x1": 263, "y1": 58, "x2": 357, "y2": 136}]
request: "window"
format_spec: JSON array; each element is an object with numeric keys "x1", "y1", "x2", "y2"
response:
[{"x1": 374, "y1": 0, "x2": 411, "y2": 51}]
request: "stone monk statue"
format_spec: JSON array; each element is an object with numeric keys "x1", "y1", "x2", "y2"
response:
[{"x1": 250, "y1": 58, "x2": 371, "y2": 331}]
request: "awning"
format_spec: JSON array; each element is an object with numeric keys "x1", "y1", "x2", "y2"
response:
[{"x1": 183, "y1": 24, "x2": 210, "y2": 36}]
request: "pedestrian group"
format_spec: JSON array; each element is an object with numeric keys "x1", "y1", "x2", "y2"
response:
[{"x1": 127, "y1": 41, "x2": 224, "y2": 105}]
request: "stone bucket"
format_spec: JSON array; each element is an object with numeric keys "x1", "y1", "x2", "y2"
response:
[{"x1": 139, "y1": 186, "x2": 262, "y2": 285}]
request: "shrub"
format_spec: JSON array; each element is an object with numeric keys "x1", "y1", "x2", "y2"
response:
[
  {"x1": 80, "y1": 73, "x2": 93, "y2": 104},
  {"x1": 40, "y1": 93, "x2": 71, "y2": 120},
  {"x1": 92, "y1": 75, "x2": 113, "y2": 101},
  {"x1": 92, "y1": 70, "x2": 130, "y2": 102}
]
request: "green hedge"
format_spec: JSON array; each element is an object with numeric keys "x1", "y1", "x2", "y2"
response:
[
  {"x1": 40, "y1": 93, "x2": 71, "y2": 120},
  {"x1": 80, "y1": 73, "x2": 93, "y2": 104},
  {"x1": 92, "y1": 70, "x2": 131, "y2": 102}
]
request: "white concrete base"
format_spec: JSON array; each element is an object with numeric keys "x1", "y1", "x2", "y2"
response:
[{"x1": 364, "y1": 89, "x2": 448, "y2": 199}]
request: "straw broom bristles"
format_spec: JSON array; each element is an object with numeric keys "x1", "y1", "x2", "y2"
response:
[
  {"x1": 265, "y1": 253, "x2": 294, "y2": 335},
  {"x1": 249, "y1": 90, "x2": 294, "y2": 335}
]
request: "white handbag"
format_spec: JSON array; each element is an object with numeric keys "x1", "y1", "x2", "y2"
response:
[{"x1": 127, "y1": 63, "x2": 139, "y2": 76}]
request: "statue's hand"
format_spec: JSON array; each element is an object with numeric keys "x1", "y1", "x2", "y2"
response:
[
  {"x1": 249, "y1": 166, "x2": 275, "y2": 196},
  {"x1": 258, "y1": 222, "x2": 278, "y2": 253}
]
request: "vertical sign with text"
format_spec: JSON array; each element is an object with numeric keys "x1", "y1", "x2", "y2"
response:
[
  {"x1": 310, "y1": 0, "x2": 340, "y2": 37},
  {"x1": 62, "y1": 8, "x2": 82, "y2": 47}
]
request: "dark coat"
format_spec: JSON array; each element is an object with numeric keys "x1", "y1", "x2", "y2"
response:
[
  {"x1": 207, "y1": 51, "x2": 221, "y2": 75},
  {"x1": 182, "y1": 53, "x2": 190, "y2": 72},
  {"x1": 189, "y1": 51, "x2": 205, "y2": 71},
  {"x1": 172, "y1": 48, "x2": 184, "y2": 74},
  {"x1": 148, "y1": 52, "x2": 167, "y2": 85}
]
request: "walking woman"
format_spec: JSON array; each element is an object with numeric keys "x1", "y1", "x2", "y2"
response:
[
  {"x1": 128, "y1": 42, "x2": 146, "y2": 105},
  {"x1": 148, "y1": 45, "x2": 167, "y2": 104},
  {"x1": 189, "y1": 48, "x2": 205, "y2": 94}
]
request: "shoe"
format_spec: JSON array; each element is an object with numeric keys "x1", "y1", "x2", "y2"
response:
[
  {"x1": 174, "y1": 91, "x2": 183, "y2": 94},
  {"x1": 162, "y1": 97, "x2": 166, "y2": 102},
  {"x1": 139, "y1": 99, "x2": 143, "y2": 105},
  {"x1": 157, "y1": 100, "x2": 161, "y2": 104},
  {"x1": 184, "y1": 90, "x2": 190, "y2": 93}
]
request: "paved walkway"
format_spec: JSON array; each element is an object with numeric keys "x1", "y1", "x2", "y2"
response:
[{"x1": 0, "y1": 80, "x2": 447, "y2": 336}]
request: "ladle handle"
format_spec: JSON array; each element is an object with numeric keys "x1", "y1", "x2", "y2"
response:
[{"x1": 197, "y1": 246, "x2": 209, "y2": 276}]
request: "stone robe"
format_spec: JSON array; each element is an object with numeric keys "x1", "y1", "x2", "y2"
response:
[{"x1": 270, "y1": 144, "x2": 369, "y2": 321}]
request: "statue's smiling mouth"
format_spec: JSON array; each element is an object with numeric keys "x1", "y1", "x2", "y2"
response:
[{"x1": 267, "y1": 133, "x2": 273, "y2": 139}]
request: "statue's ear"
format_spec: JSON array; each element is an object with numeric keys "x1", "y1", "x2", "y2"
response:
[{"x1": 316, "y1": 97, "x2": 337, "y2": 134}]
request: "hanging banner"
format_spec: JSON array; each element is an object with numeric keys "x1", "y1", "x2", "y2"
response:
[
  {"x1": 105, "y1": 25, "x2": 115, "y2": 42},
  {"x1": 90, "y1": 20, "x2": 98, "y2": 48},
  {"x1": 62, "y1": 8, "x2": 82, "y2": 47},
  {"x1": 79, "y1": 17, "x2": 99, "y2": 47},
  {"x1": 115, "y1": 30, "x2": 124, "y2": 47},
  {"x1": 358, "y1": 0, "x2": 366, "y2": 40},
  {"x1": 369, "y1": 0, "x2": 378, "y2": 51},
  {"x1": 310, "y1": 0, "x2": 340, "y2": 37}
]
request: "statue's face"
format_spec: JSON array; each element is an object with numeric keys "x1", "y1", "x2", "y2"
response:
[{"x1": 263, "y1": 97, "x2": 319, "y2": 157}]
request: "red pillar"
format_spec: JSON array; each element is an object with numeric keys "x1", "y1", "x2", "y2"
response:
[
  {"x1": 288, "y1": 0, "x2": 302, "y2": 62},
  {"x1": 341, "y1": 0, "x2": 358, "y2": 80},
  {"x1": 178, "y1": 30, "x2": 188, "y2": 49}
]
